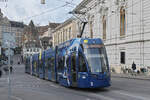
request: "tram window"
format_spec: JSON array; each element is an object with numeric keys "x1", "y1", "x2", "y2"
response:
[
  {"x1": 39, "y1": 60, "x2": 43, "y2": 68},
  {"x1": 45, "y1": 59, "x2": 48, "y2": 68},
  {"x1": 50, "y1": 57, "x2": 54, "y2": 69},
  {"x1": 66, "y1": 57, "x2": 70, "y2": 68},
  {"x1": 71, "y1": 53, "x2": 76, "y2": 71},
  {"x1": 80, "y1": 44, "x2": 84, "y2": 51},
  {"x1": 58, "y1": 57, "x2": 65, "y2": 71},
  {"x1": 78, "y1": 52, "x2": 87, "y2": 72},
  {"x1": 48, "y1": 58, "x2": 51, "y2": 68},
  {"x1": 52, "y1": 57, "x2": 55, "y2": 68},
  {"x1": 34, "y1": 61, "x2": 36, "y2": 68}
]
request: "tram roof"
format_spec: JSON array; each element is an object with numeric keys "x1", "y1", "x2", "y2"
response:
[{"x1": 58, "y1": 38, "x2": 103, "y2": 49}]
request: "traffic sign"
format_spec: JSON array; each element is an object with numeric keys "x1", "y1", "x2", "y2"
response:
[
  {"x1": 5, "y1": 49, "x2": 14, "y2": 56},
  {"x1": 2, "y1": 32, "x2": 16, "y2": 49}
]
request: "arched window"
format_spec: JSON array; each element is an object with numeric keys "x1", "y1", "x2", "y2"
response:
[
  {"x1": 89, "y1": 16, "x2": 94, "y2": 38},
  {"x1": 120, "y1": 7, "x2": 126, "y2": 36},
  {"x1": 102, "y1": 15, "x2": 106, "y2": 40}
]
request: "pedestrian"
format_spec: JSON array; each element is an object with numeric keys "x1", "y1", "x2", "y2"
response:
[
  {"x1": 132, "y1": 61, "x2": 137, "y2": 75},
  {"x1": 0, "y1": 70, "x2": 2, "y2": 78},
  {"x1": 10, "y1": 66, "x2": 13, "y2": 73},
  {"x1": 132, "y1": 61, "x2": 136, "y2": 71}
]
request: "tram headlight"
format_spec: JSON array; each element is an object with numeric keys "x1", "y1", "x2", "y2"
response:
[{"x1": 82, "y1": 75, "x2": 86, "y2": 79}]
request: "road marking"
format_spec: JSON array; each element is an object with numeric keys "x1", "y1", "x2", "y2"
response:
[
  {"x1": 113, "y1": 90, "x2": 149, "y2": 100},
  {"x1": 0, "y1": 78, "x2": 7, "y2": 81},
  {"x1": 36, "y1": 78, "x2": 40, "y2": 81},
  {"x1": 50, "y1": 84, "x2": 59, "y2": 88},
  {"x1": 86, "y1": 98, "x2": 91, "y2": 100},
  {"x1": 11, "y1": 96, "x2": 23, "y2": 100},
  {"x1": 90, "y1": 93, "x2": 116, "y2": 100}
]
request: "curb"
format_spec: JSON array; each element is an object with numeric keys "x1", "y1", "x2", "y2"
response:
[{"x1": 112, "y1": 75, "x2": 150, "y2": 81}]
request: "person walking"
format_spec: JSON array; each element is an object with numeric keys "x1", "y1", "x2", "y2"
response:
[
  {"x1": 132, "y1": 61, "x2": 136, "y2": 75},
  {"x1": 10, "y1": 66, "x2": 13, "y2": 73},
  {"x1": 0, "y1": 70, "x2": 2, "y2": 78},
  {"x1": 132, "y1": 61, "x2": 136, "y2": 71}
]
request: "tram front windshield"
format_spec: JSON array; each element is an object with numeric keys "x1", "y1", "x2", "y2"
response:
[{"x1": 84, "y1": 44, "x2": 108, "y2": 73}]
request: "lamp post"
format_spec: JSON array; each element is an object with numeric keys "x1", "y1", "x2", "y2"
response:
[{"x1": 41, "y1": 0, "x2": 45, "y2": 4}]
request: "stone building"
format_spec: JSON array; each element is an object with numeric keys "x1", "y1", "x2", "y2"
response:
[
  {"x1": 23, "y1": 20, "x2": 42, "y2": 58},
  {"x1": 0, "y1": 9, "x2": 24, "y2": 48},
  {"x1": 73, "y1": 0, "x2": 150, "y2": 74},
  {"x1": 39, "y1": 23, "x2": 60, "y2": 50},
  {"x1": 53, "y1": 18, "x2": 78, "y2": 46},
  {"x1": 10, "y1": 21, "x2": 24, "y2": 47}
]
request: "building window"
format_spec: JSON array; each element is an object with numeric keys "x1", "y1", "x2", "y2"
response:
[
  {"x1": 66, "y1": 29, "x2": 68, "y2": 41},
  {"x1": 27, "y1": 49, "x2": 29, "y2": 52},
  {"x1": 120, "y1": 52, "x2": 125, "y2": 64},
  {"x1": 63, "y1": 29, "x2": 65, "y2": 42},
  {"x1": 89, "y1": 16, "x2": 94, "y2": 38},
  {"x1": 58, "y1": 32, "x2": 59, "y2": 44},
  {"x1": 120, "y1": 7, "x2": 126, "y2": 36},
  {"x1": 90, "y1": 21, "x2": 93, "y2": 38},
  {"x1": 34, "y1": 48, "x2": 36, "y2": 52},
  {"x1": 69, "y1": 27, "x2": 71, "y2": 39},
  {"x1": 61, "y1": 32, "x2": 63, "y2": 43},
  {"x1": 102, "y1": 15, "x2": 106, "y2": 40}
]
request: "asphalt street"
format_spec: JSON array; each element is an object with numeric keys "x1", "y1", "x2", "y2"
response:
[{"x1": 0, "y1": 55, "x2": 150, "y2": 100}]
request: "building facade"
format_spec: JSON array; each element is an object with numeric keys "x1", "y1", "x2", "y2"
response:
[
  {"x1": 53, "y1": 18, "x2": 78, "y2": 46},
  {"x1": 73, "y1": 0, "x2": 150, "y2": 74},
  {"x1": 23, "y1": 41, "x2": 42, "y2": 58},
  {"x1": 0, "y1": 9, "x2": 24, "y2": 48},
  {"x1": 23, "y1": 20, "x2": 42, "y2": 58},
  {"x1": 10, "y1": 21, "x2": 24, "y2": 47},
  {"x1": 39, "y1": 23, "x2": 60, "y2": 50}
]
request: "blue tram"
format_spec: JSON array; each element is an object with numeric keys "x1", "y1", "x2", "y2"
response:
[
  {"x1": 25, "y1": 57, "x2": 31, "y2": 74},
  {"x1": 32, "y1": 54, "x2": 39, "y2": 76},
  {"x1": 25, "y1": 38, "x2": 111, "y2": 88}
]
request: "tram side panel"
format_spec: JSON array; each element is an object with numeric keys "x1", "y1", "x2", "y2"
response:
[
  {"x1": 44, "y1": 48, "x2": 57, "y2": 82},
  {"x1": 25, "y1": 58, "x2": 31, "y2": 74},
  {"x1": 39, "y1": 52, "x2": 45, "y2": 79},
  {"x1": 32, "y1": 55, "x2": 36, "y2": 76}
]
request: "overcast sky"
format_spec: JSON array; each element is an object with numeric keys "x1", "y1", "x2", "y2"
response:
[{"x1": 0, "y1": 0, "x2": 81, "y2": 25}]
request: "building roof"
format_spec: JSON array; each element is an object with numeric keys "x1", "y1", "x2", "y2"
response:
[
  {"x1": 37, "y1": 23, "x2": 60, "y2": 36},
  {"x1": 49, "y1": 23, "x2": 61, "y2": 29},
  {"x1": 10, "y1": 21, "x2": 24, "y2": 28},
  {"x1": 53, "y1": 17, "x2": 75, "y2": 32},
  {"x1": 24, "y1": 40, "x2": 41, "y2": 48}
]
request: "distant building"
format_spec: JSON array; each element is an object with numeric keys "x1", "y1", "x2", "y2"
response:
[
  {"x1": 23, "y1": 40, "x2": 41, "y2": 58},
  {"x1": 23, "y1": 20, "x2": 42, "y2": 58},
  {"x1": 10, "y1": 21, "x2": 24, "y2": 47},
  {"x1": 52, "y1": 18, "x2": 78, "y2": 46},
  {"x1": 0, "y1": 9, "x2": 24, "y2": 48},
  {"x1": 39, "y1": 23, "x2": 60, "y2": 50}
]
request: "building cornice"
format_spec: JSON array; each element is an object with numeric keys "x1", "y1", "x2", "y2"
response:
[
  {"x1": 53, "y1": 18, "x2": 75, "y2": 33},
  {"x1": 73, "y1": 0, "x2": 91, "y2": 12}
]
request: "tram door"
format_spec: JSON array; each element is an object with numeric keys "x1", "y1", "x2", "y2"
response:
[
  {"x1": 71, "y1": 52, "x2": 77, "y2": 87},
  {"x1": 51, "y1": 57, "x2": 55, "y2": 81},
  {"x1": 45, "y1": 59, "x2": 49, "y2": 79}
]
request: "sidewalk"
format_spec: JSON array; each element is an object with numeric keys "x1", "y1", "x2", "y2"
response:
[{"x1": 111, "y1": 73, "x2": 150, "y2": 81}]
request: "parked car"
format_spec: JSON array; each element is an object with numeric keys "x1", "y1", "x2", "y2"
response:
[{"x1": 1, "y1": 60, "x2": 8, "y2": 65}]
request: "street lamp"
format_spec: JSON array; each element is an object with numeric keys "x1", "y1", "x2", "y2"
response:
[{"x1": 41, "y1": 0, "x2": 45, "y2": 4}]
